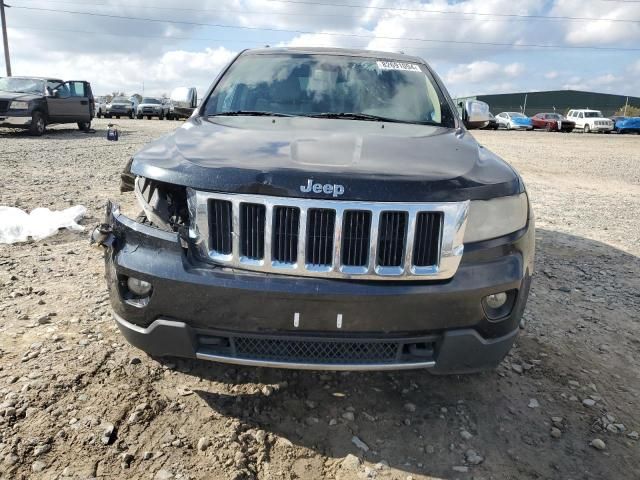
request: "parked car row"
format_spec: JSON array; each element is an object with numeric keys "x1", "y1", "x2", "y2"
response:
[
  {"x1": 0, "y1": 78, "x2": 199, "y2": 135},
  {"x1": 95, "y1": 88, "x2": 198, "y2": 121},
  {"x1": 482, "y1": 108, "x2": 638, "y2": 134}
]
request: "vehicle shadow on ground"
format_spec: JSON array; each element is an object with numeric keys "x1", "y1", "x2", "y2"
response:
[
  {"x1": 151, "y1": 228, "x2": 640, "y2": 479},
  {"x1": 0, "y1": 127, "x2": 102, "y2": 139}
]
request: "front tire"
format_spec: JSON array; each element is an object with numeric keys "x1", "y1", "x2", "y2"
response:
[
  {"x1": 159, "y1": 111, "x2": 164, "y2": 120},
  {"x1": 128, "y1": 110, "x2": 134, "y2": 119},
  {"x1": 584, "y1": 124, "x2": 591, "y2": 133},
  {"x1": 77, "y1": 121, "x2": 91, "y2": 131},
  {"x1": 546, "y1": 123, "x2": 552, "y2": 132},
  {"x1": 28, "y1": 111, "x2": 46, "y2": 136},
  {"x1": 136, "y1": 114, "x2": 143, "y2": 119}
]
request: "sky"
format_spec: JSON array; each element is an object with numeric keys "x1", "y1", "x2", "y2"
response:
[{"x1": 3, "y1": 0, "x2": 640, "y2": 99}]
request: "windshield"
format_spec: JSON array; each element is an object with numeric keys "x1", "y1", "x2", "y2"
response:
[
  {"x1": 204, "y1": 54, "x2": 451, "y2": 126},
  {"x1": 141, "y1": 98, "x2": 161, "y2": 104},
  {"x1": 584, "y1": 111, "x2": 603, "y2": 118},
  {"x1": 545, "y1": 113, "x2": 562, "y2": 119},
  {"x1": 0, "y1": 77, "x2": 44, "y2": 94},
  {"x1": 509, "y1": 112, "x2": 526, "y2": 118},
  {"x1": 112, "y1": 96, "x2": 129, "y2": 103}
]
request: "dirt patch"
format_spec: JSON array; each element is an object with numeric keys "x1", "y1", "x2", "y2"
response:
[{"x1": 0, "y1": 121, "x2": 638, "y2": 479}]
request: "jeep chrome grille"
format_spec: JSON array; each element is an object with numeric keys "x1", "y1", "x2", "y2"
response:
[{"x1": 188, "y1": 190, "x2": 469, "y2": 280}]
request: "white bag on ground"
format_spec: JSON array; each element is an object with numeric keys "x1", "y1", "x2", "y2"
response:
[{"x1": 0, "y1": 205, "x2": 87, "y2": 244}]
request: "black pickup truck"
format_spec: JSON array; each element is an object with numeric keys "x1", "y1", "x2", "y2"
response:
[
  {"x1": 0, "y1": 76, "x2": 94, "y2": 136},
  {"x1": 93, "y1": 48, "x2": 535, "y2": 374}
]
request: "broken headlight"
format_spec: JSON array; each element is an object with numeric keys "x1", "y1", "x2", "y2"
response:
[
  {"x1": 463, "y1": 193, "x2": 529, "y2": 243},
  {"x1": 134, "y1": 176, "x2": 189, "y2": 232}
]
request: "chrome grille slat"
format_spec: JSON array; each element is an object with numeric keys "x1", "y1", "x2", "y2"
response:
[
  {"x1": 272, "y1": 206, "x2": 299, "y2": 264},
  {"x1": 378, "y1": 211, "x2": 407, "y2": 268},
  {"x1": 342, "y1": 210, "x2": 371, "y2": 267},
  {"x1": 306, "y1": 209, "x2": 335, "y2": 267},
  {"x1": 240, "y1": 203, "x2": 265, "y2": 260},
  {"x1": 188, "y1": 189, "x2": 469, "y2": 281},
  {"x1": 413, "y1": 212, "x2": 442, "y2": 267}
]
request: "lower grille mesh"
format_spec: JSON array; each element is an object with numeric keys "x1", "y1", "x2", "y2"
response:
[{"x1": 234, "y1": 337, "x2": 399, "y2": 364}]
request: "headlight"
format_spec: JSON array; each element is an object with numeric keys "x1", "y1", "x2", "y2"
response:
[
  {"x1": 463, "y1": 193, "x2": 529, "y2": 243},
  {"x1": 10, "y1": 101, "x2": 29, "y2": 110}
]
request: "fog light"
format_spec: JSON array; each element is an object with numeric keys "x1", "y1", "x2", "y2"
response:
[
  {"x1": 485, "y1": 292, "x2": 508, "y2": 309},
  {"x1": 127, "y1": 277, "x2": 152, "y2": 296}
]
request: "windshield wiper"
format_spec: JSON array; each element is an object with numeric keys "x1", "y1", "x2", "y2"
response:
[
  {"x1": 305, "y1": 112, "x2": 436, "y2": 125},
  {"x1": 210, "y1": 110, "x2": 295, "y2": 117}
]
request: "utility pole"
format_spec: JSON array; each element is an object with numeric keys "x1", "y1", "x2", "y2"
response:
[
  {"x1": 624, "y1": 97, "x2": 629, "y2": 116},
  {"x1": 1, "y1": 0, "x2": 11, "y2": 76}
]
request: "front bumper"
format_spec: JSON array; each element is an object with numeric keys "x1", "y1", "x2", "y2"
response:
[
  {"x1": 590, "y1": 125, "x2": 613, "y2": 132},
  {"x1": 107, "y1": 108, "x2": 130, "y2": 114},
  {"x1": 0, "y1": 114, "x2": 31, "y2": 128},
  {"x1": 98, "y1": 202, "x2": 534, "y2": 373}
]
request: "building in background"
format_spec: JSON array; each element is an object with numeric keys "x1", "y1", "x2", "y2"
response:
[{"x1": 454, "y1": 90, "x2": 640, "y2": 116}]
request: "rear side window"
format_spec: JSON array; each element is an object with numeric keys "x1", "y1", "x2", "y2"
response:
[{"x1": 68, "y1": 82, "x2": 86, "y2": 97}]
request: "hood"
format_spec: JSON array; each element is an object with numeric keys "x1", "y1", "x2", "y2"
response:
[
  {"x1": 130, "y1": 116, "x2": 523, "y2": 202},
  {"x1": 0, "y1": 91, "x2": 42, "y2": 102}
]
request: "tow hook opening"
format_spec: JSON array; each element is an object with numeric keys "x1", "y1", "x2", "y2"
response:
[{"x1": 403, "y1": 342, "x2": 435, "y2": 359}]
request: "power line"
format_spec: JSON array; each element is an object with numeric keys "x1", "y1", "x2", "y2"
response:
[
  {"x1": 12, "y1": 0, "x2": 640, "y2": 23},
  {"x1": 263, "y1": 0, "x2": 640, "y2": 23},
  {"x1": 14, "y1": 24, "x2": 632, "y2": 56},
  {"x1": 9, "y1": 5, "x2": 640, "y2": 52}
]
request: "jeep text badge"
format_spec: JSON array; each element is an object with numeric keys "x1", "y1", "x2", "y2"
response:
[{"x1": 300, "y1": 179, "x2": 345, "y2": 197}]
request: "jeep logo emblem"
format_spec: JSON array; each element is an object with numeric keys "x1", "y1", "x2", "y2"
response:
[{"x1": 300, "y1": 179, "x2": 345, "y2": 197}]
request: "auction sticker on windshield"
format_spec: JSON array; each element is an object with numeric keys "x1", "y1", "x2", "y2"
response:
[{"x1": 376, "y1": 61, "x2": 421, "y2": 72}]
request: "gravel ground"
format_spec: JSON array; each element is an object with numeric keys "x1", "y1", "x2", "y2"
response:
[{"x1": 0, "y1": 119, "x2": 638, "y2": 480}]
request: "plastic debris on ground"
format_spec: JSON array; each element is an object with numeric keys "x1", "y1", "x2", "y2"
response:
[{"x1": 0, "y1": 205, "x2": 87, "y2": 244}]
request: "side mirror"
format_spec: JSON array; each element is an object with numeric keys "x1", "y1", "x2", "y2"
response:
[
  {"x1": 462, "y1": 100, "x2": 490, "y2": 129},
  {"x1": 53, "y1": 89, "x2": 60, "y2": 98}
]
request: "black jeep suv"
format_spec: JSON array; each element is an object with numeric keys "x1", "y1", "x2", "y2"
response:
[
  {"x1": 0, "y1": 77, "x2": 94, "y2": 136},
  {"x1": 94, "y1": 48, "x2": 535, "y2": 374}
]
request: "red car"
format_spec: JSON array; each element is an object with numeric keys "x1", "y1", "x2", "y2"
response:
[{"x1": 531, "y1": 113, "x2": 575, "y2": 132}]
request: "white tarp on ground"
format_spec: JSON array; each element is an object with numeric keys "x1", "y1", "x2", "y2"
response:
[{"x1": 0, "y1": 205, "x2": 86, "y2": 244}]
